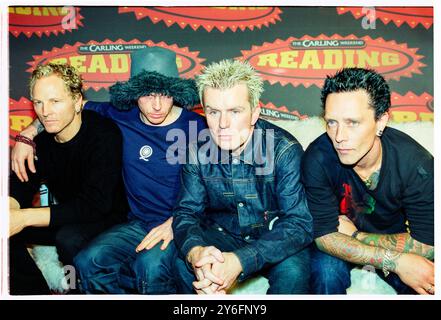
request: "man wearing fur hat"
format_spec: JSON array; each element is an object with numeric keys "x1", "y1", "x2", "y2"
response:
[
  {"x1": 11, "y1": 47, "x2": 206, "y2": 294},
  {"x1": 302, "y1": 68, "x2": 434, "y2": 295}
]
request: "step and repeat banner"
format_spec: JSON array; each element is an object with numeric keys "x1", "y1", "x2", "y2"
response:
[{"x1": 8, "y1": 6, "x2": 433, "y2": 147}]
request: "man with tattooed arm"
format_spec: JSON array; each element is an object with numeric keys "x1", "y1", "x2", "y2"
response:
[{"x1": 301, "y1": 68, "x2": 434, "y2": 295}]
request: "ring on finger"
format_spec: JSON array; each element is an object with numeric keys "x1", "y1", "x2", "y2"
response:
[{"x1": 426, "y1": 284, "x2": 434, "y2": 294}]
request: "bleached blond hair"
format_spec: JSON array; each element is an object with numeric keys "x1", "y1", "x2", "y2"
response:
[{"x1": 196, "y1": 59, "x2": 264, "y2": 110}]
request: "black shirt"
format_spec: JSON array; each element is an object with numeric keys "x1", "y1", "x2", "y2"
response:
[
  {"x1": 301, "y1": 127, "x2": 434, "y2": 246},
  {"x1": 10, "y1": 110, "x2": 128, "y2": 227}
]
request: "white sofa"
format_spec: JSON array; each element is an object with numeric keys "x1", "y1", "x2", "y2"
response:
[{"x1": 30, "y1": 116, "x2": 433, "y2": 295}]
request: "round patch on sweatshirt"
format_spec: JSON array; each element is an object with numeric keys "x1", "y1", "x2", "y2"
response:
[{"x1": 139, "y1": 145, "x2": 153, "y2": 161}]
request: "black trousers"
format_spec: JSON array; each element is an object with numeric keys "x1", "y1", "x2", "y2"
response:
[{"x1": 9, "y1": 222, "x2": 113, "y2": 295}]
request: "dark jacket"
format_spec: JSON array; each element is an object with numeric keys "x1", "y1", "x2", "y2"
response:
[{"x1": 172, "y1": 119, "x2": 313, "y2": 278}]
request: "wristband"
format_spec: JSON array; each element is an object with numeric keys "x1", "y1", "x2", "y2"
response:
[
  {"x1": 15, "y1": 134, "x2": 36, "y2": 153},
  {"x1": 382, "y1": 249, "x2": 394, "y2": 277}
]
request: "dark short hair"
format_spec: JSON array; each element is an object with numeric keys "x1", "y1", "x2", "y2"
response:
[{"x1": 321, "y1": 68, "x2": 390, "y2": 120}]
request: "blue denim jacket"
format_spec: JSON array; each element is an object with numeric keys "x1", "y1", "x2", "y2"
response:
[{"x1": 172, "y1": 119, "x2": 313, "y2": 278}]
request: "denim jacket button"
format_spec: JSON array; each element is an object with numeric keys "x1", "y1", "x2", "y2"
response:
[
  {"x1": 217, "y1": 227, "x2": 223, "y2": 232},
  {"x1": 244, "y1": 235, "x2": 250, "y2": 240},
  {"x1": 238, "y1": 202, "x2": 244, "y2": 207}
]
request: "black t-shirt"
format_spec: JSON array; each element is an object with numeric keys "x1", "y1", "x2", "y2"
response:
[
  {"x1": 301, "y1": 126, "x2": 433, "y2": 246},
  {"x1": 10, "y1": 110, "x2": 128, "y2": 227}
]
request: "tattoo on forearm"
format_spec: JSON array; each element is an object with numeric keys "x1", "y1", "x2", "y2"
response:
[
  {"x1": 316, "y1": 232, "x2": 402, "y2": 272},
  {"x1": 357, "y1": 232, "x2": 434, "y2": 260}
]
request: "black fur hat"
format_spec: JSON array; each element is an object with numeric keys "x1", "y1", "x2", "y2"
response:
[{"x1": 109, "y1": 47, "x2": 199, "y2": 110}]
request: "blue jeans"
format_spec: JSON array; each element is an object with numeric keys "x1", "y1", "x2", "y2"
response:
[
  {"x1": 74, "y1": 219, "x2": 178, "y2": 294},
  {"x1": 310, "y1": 245, "x2": 417, "y2": 294},
  {"x1": 175, "y1": 223, "x2": 311, "y2": 294}
]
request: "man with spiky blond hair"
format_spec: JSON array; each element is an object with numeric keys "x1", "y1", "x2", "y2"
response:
[{"x1": 172, "y1": 59, "x2": 313, "y2": 294}]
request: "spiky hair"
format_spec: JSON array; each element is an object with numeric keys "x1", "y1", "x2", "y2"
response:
[
  {"x1": 321, "y1": 68, "x2": 391, "y2": 120},
  {"x1": 196, "y1": 59, "x2": 264, "y2": 110}
]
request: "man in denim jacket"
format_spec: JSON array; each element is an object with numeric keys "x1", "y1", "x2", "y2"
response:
[{"x1": 172, "y1": 60, "x2": 313, "y2": 294}]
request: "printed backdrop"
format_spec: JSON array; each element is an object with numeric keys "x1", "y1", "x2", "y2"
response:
[{"x1": 8, "y1": 6, "x2": 434, "y2": 146}]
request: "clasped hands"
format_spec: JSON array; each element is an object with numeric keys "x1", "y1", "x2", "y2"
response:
[{"x1": 187, "y1": 246, "x2": 243, "y2": 295}]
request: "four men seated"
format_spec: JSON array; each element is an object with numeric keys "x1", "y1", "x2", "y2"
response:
[{"x1": 9, "y1": 55, "x2": 434, "y2": 295}]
